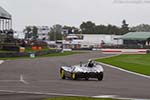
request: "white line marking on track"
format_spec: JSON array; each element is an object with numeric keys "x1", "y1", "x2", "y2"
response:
[
  {"x1": 93, "y1": 95, "x2": 149, "y2": 100},
  {"x1": 0, "y1": 90, "x2": 88, "y2": 97},
  {"x1": 0, "y1": 90, "x2": 149, "y2": 100},
  {"x1": 99, "y1": 62, "x2": 150, "y2": 79},
  {"x1": 93, "y1": 95, "x2": 117, "y2": 98},
  {"x1": 19, "y1": 74, "x2": 29, "y2": 84}
]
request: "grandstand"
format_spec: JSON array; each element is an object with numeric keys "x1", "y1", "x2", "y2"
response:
[{"x1": 0, "y1": 6, "x2": 12, "y2": 32}]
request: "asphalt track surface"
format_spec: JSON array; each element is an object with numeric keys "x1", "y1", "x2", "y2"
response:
[{"x1": 0, "y1": 51, "x2": 150, "y2": 100}]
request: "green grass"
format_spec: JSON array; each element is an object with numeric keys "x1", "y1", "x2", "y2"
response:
[
  {"x1": 96, "y1": 54, "x2": 150, "y2": 76},
  {"x1": 43, "y1": 97, "x2": 121, "y2": 100},
  {"x1": 0, "y1": 51, "x2": 84, "y2": 60}
]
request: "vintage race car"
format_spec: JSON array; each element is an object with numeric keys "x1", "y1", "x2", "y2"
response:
[{"x1": 60, "y1": 62, "x2": 104, "y2": 81}]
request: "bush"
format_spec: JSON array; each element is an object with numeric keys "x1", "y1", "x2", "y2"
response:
[{"x1": 2, "y1": 45, "x2": 20, "y2": 51}]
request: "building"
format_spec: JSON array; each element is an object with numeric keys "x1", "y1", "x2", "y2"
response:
[
  {"x1": 121, "y1": 32, "x2": 150, "y2": 48},
  {"x1": 83, "y1": 34, "x2": 123, "y2": 47},
  {"x1": 13, "y1": 31, "x2": 25, "y2": 39},
  {"x1": 63, "y1": 34, "x2": 83, "y2": 49},
  {"x1": 63, "y1": 34, "x2": 123, "y2": 49},
  {"x1": 37, "y1": 26, "x2": 50, "y2": 40},
  {"x1": 24, "y1": 26, "x2": 50, "y2": 40},
  {"x1": 0, "y1": 6, "x2": 13, "y2": 43},
  {"x1": 0, "y1": 6, "x2": 12, "y2": 31}
]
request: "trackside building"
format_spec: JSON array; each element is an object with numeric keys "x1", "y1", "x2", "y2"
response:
[
  {"x1": 121, "y1": 32, "x2": 150, "y2": 48},
  {"x1": 0, "y1": 6, "x2": 12, "y2": 31}
]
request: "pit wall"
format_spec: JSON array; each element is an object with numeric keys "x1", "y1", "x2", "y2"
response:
[{"x1": 101, "y1": 49, "x2": 148, "y2": 54}]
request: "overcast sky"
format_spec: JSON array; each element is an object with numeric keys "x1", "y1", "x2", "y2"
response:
[{"x1": 0, "y1": 0, "x2": 150, "y2": 31}]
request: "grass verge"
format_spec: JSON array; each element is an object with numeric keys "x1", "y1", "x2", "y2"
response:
[
  {"x1": 43, "y1": 97, "x2": 121, "y2": 100},
  {"x1": 96, "y1": 54, "x2": 150, "y2": 76},
  {"x1": 0, "y1": 51, "x2": 84, "y2": 60}
]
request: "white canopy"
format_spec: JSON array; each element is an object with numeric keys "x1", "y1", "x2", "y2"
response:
[{"x1": 0, "y1": 6, "x2": 11, "y2": 19}]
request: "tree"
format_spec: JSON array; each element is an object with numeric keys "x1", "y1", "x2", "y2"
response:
[
  {"x1": 32, "y1": 26, "x2": 38, "y2": 40},
  {"x1": 49, "y1": 24, "x2": 63, "y2": 41},
  {"x1": 80, "y1": 21, "x2": 124, "y2": 35},
  {"x1": 107, "y1": 24, "x2": 122, "y2": 35},
  {"x1": 95, "y1": 25, "x2": 107, "y2": 34},
  {"x1": 24, "y1": 26, "x2": 32, "y2": 39},
  {"x1": 80, "y1": 21, "x2": 96, "y2": 34},
  {"x1": 121, "y1": 19, "x2": 129, "y2": 34},
  {"x1": 24, "y1": 26, "x2": 38, "y2": 40},
  {"x1": 130, "y1": 24, "x2": 150, "y2": 32},
  {"x1": 63, "y1": 26, "x2": 80, "y2": 34}
]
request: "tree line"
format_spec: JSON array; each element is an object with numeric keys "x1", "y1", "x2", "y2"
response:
[
  {"x1": 80, "y1": 20, "x2": 150, "y2": 35},
  {"x1": 24, "y1": 20, "x2": 150, "y2": 40},
  {"x1": 80, "y1": 20, "x2": 130, "y2": 35}
]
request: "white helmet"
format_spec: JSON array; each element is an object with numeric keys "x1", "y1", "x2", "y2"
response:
[{"x1": 88, "y1": 59, "x2": 92, "y2": 62}]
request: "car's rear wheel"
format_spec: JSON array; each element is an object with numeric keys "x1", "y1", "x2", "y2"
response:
[
  {"x1": 60, "y1": 69, "x2": 65, "y2": 79},
  {"x1": 97, "y1": 72, "x2": 103, "y2": 81},
  {"x1": 72, "y1": 73, "x2": 76, "y2": 80}
]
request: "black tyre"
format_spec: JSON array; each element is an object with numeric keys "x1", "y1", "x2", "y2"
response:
[
  {"x1": 97, "y1": 72, "x2": 103, "y2": 81},
  {"x1": 60, "y1": 69, "x2": 65, "y2": 79}
]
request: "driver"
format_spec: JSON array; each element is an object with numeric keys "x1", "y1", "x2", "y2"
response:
[{"x1": 88, "y1": 59, "x2": 94, "y2": 67}]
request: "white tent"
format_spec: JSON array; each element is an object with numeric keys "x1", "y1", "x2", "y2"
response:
[
  {"x1": 0, "y1": 6, "x2": 12, "y2": 30},
  {"x1": 0, "y1": 6, "x2": 11, "y2": 19}
]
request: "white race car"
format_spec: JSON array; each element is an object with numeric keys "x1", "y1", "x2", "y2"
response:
[{"x1": 60, "y1": 61, "x2": 104, "y2": 81}]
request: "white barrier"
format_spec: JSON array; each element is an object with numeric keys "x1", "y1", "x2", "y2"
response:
[
  {"x1": 0, "y1": 60, "x2": 4, "y2": 64},
  {"x1": 101, "y1": 49, "x2": 147, "y2": 53}
]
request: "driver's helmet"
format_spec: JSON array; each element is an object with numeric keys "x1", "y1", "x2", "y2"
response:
[
  {"x1": 88, "y1": 59, "x2": 94, "y2": 67},
  {"x1": 88, "y1": 59, "x2": 93, "y2": 63}
]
